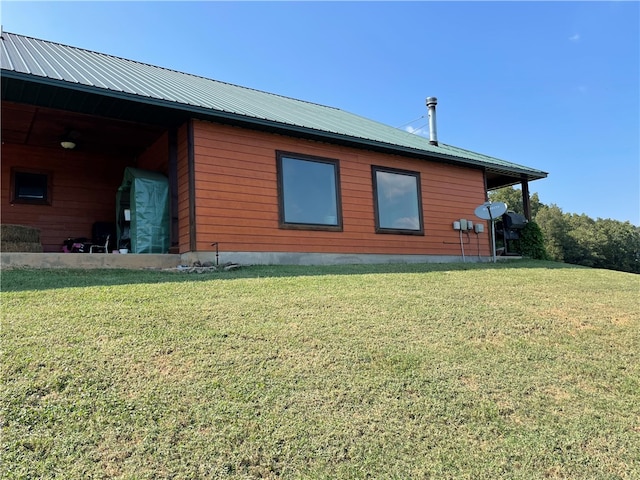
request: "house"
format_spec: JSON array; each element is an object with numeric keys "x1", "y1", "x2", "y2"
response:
[{"x1": 1, "y1": 31, "x2": 547, "y2": 265}]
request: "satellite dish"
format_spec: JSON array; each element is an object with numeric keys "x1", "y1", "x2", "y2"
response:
[
  {"x1": 474, "y1": 202, "x2": 507, "y2": 221},
  {"x1": 473, "y1": 202, "x2": 508, "y2": 264}
]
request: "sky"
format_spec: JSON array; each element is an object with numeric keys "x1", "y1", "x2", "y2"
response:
[{"x1": 2, "y1": 1, "x2": 639, "y2": 224}]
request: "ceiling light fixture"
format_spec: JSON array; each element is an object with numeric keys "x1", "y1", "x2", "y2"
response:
[{"x1": 60, "y1": 129, "x2": 79, "y2": 150}]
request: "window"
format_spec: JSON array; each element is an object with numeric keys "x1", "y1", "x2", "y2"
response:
[
  {"x1": 11, "y1": 169, "x2": 52, "y2": 205},
  {"x1": 276, "y1": 151, "x2": 342, "y2": 230},
  {"x1": 372, "y1": 166, "x2": 423, "y2": 235}
]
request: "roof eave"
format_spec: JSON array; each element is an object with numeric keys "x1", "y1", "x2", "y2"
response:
[{"x1": 1, "y1": 70, "x2": 548, "y2": 182}]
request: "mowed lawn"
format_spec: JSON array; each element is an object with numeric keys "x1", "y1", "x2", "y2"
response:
[{"x1": 1, "y1": 261, "x2": 638, "y2": 479}]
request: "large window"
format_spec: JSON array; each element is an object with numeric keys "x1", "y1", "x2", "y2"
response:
[
  {"x1": 276, "y1": 151, "x2": 342, "y2": 230},
  {"x1": 372, "y1": 166, "x2": 423, "y2": 235},
  {"x1": 11, "y1": 169, "x2": 52, "y2": 205}
]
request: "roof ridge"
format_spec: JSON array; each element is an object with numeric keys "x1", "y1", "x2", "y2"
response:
[{"x1": 1, "y1": 30, "x2": 342, "y2": 112}]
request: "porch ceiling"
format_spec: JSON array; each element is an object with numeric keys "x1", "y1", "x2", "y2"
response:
[
  {"x1": 485, "y1": 171, "x2": 528, "y2": 191},
  {"x1": 2, "y1": 100, "x2": 168, "y2": 157}
]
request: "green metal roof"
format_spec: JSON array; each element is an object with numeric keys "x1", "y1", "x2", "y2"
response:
[{"x1": 1, "y1": 31, "x2": 547, "y2": 183}]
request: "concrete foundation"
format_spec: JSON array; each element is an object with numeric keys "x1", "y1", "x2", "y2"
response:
[
  {"x1": 182, "y1": 251, "x2": 494, "y2": 266},
  {"x1": 1, "y1": 252, "x2": 181, "y2": 270},
  {"x1": 2, "y1": 251, "x2": 518, "y2": 270}
]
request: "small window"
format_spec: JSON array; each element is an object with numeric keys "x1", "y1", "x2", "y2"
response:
[
  {"x1": 372, "y1": 166, "x2": 423, "y2": 235},
  {"x1": 11, "y1": 169, "x2": 52, "y2": 205},
  {"x1": 276, "y1": 151, "x2": 342, "y2": 230}
]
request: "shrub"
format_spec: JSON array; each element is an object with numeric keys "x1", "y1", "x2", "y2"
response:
[{"x1": 519, "y1": 221, "x2": 549, "y2": 260}]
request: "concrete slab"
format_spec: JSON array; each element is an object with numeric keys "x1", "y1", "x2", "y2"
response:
[{"x1": 1, "y1": 253, "x2": 181, "y2": 270}]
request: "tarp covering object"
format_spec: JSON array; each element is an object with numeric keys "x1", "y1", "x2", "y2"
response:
[{"x1": 116, "y1": 167, "x2": 170, "y2": 254}]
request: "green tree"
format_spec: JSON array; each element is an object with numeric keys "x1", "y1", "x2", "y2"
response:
[
  {"x1": 536, "y1": 204, "x2": 570, "y2": 262},
  {"x1": 488, "y1": 186, "x2": 543, "y2": 218},
  {"x1": 592, "y1": 219, "x2": 640, "y2": 273},
  {"x1": 564, "y1": 214, "x2": 601, "y2": 267},
  {"x1": 537, "y1": 204, "x2": 640, "y2": 273},
  {"x1": 489, "y1": 189, "x2": 638, "y2": 273}
]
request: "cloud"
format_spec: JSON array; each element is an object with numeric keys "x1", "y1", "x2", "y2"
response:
[
  {"x1": 569, "y1": 33, "x2": 580, "y2": 42},
  {"x1": 378, "y1": 172, "x2": 417, "y2": 201},
  {"x1": 405, "y1": 125, "x2": 428, "y2": 136},
  {"x1": 393, "y1": 216, "x2": 420, "y2": 230}
]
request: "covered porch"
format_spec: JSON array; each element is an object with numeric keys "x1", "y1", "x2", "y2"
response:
[{"x1": 1, "y1": 98, "x2": 183, "y2": 254}]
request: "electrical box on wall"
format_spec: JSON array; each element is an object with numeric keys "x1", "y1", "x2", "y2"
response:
[
  {"x1": 453, "y1": 219, "x2": 476, "y2": 231},
  {"x1": 454, "y1": 218, "x2": 483, "y2": 232}
]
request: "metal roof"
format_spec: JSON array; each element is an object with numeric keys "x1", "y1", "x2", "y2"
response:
[{"x1": 1, "y1": 31, "x2": 547, "y2": 182}]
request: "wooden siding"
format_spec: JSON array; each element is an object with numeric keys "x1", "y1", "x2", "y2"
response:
[
  {"x1": 1, "y1": 143, "x2": 132, "y2": 252},
  {"x1": 190, "y1": 120, "x2": 491, "y2": 256},
  {"x1": 137, "y1": 131, "x2": 169, "y2": 174}
]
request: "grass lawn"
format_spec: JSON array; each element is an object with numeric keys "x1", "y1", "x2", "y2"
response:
[{"x1": 1, "y1": 260, "x2": 639, "y2": 479}]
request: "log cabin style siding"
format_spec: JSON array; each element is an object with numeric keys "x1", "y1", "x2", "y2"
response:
[{"x1": 189, "y1": 120, "x2": 490, "y2": 257}]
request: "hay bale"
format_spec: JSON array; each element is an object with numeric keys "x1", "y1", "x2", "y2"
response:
[
  {"x1": 1, "y1": 224, "x2": 41, "y2": 243},
  {"x1": 1, "y1": 225, "x2": 43, "y2": 252},
  {"x1": 1, "y1": 241, "x2": 43, "y2": 253}
]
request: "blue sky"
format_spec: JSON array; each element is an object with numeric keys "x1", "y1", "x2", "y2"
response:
[{"x1": 3, "y1": 1, "x2": 639, "y2": 224}]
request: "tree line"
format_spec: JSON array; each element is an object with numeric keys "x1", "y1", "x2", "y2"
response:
[{"x1": 489, "y1": 187, "x2": 640, "y2": 274}]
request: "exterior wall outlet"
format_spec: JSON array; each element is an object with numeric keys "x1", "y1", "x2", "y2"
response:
[{"x1": 453, "y1": 221, "x2": 461, "y2": 230}]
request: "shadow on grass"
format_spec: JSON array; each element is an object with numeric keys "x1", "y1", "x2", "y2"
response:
[{"x1": 1, "y1": 260, "x2": 580, "y2": 293}]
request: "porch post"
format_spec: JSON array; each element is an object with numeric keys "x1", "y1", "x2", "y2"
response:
[
  {"x1": 187, "y1": 119, "x2": 196, "y2": 252},
  {"x1": 521, "y1": 176, "x2": 531, "y2": 221},
  {"x1": 483, "y1": 169, "x2": 489, "y2": 201},
  {"x1": 168, "y1": 128, "x2": 179, "y2": 252}
]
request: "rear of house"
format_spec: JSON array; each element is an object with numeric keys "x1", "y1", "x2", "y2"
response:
[{"x1": 1, "y1": 31, "x2": 547, "y2": 265}]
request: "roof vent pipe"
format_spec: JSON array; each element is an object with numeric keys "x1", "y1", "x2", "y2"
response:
[{"x1": 426, "y1": 96, "x2": 438, "y2": 146}]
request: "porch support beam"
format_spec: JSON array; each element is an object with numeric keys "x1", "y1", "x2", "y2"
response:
[
  {"x1": 521, "y1": 176, "x2": 532, "y2": 221},
  {"x1": 187, "y1": 119, "x2": 196, "y2": 252},
  {"x1": 168, "y1": 128, "x2": 179, "y2": 251}
]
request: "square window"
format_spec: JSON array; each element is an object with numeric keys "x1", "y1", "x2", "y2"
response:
[
  {"x1": 372, "y1": 166, "x2": 423, "y2": 235},
  {"x1": 11, "y1": 169, "x2": 52, "y2": 205},
  {"x1": 276, "y1": 152, "x2": 342, "y2": 230}
]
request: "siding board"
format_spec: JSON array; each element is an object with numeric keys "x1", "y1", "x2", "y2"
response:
[{"x1": 190, "y1": 120, "x2": 490, "y2": 257}]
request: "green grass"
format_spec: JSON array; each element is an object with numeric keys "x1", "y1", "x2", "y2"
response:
[{"x1": 2, "y1": 260, "x2": 639, "y2": 479}]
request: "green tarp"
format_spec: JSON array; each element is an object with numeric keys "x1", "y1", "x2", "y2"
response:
[{"x1": 116, "y1": 167, "x2": 170, "y2": 254}]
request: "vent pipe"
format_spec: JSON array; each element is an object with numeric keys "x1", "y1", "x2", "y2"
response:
[{"x1": 426, "y1": 96, "x2": 438, "y2": 146}]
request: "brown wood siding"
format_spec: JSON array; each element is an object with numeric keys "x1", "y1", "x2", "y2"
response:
[
  {"x1": 1, "y1": 143, "x2": 131, "y2": 252},
  {"x1": 190, "y1": 120, "x2": 490, "y2": 256},
  {"x1": 137, "y1": 131, "x2": 169, "y2": 174},
  {"x1": 176, "y1": 123, "x2": 191, "y2": 253}
]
